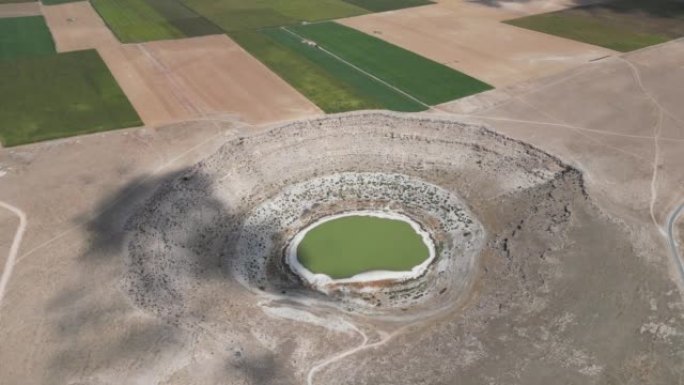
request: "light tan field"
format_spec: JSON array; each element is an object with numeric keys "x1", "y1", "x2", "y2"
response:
[
  {"x1": 42, "y1": 1, "x2": 119, "y2": 51},
  {"x1": 0, "y1": 2, "x2": 40, "y2": 18},
  {"x1": 340, "y1": 2, "x2": 613, "y2": 87},
  {"x1": 100, "y1": 36, "x2": 322, "y2": 126},
  {"x1": 42, "y1": 2, "x2": 321, "y2": 126}
]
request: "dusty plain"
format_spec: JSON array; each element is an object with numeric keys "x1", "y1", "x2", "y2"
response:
[{"x1": 1, "y1": 1, "x2": 684, "y2": 385}]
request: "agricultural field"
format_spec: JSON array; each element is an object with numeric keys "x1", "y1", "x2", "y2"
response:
[
  {"x1": 297, "y1": 215, "x2": 429, "y2": 279},
  {"x1": 260, "y1": 28, "x2": 425, "y2": 111},
  {"x1": 0, "y1": 49, "x2": 141, "y2": 146},
  {"x1": 0, "y1": 16, "x2": 55, "y2": 60},
  {"x1": 506, "y1": 0, "x2": 684, "y2": 52},
  {"x1": 78, "y1": 0, "x2": 479, "y2": 112},
  {"x1": 142, "y1": 0, "x2": 222, "y2": 37},
  {"x1": 232, "y1": 31, "x2": 382, "y2": 112},
  {"x1": 180, "y1": 0, "x2": 368, "y2": 32},
  {"x1": 290, "y1": 22, "x2": 492, "y2": 105},
  {"x1": 342, "y1": 0, "x2": 433, "y2": 13},
  {"x1": 41, "y1": 0, "x2": 83, "y2": 5},
  {"x1": 90, "y1": 0, "x2": 183, "y2": 42},
  {"x1": 240, "y1": 22, "x2": 491, "y2": 112}
]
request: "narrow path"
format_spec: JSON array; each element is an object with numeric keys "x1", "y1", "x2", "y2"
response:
[
  {"x1": 617, "y1": 57, "x2": 669, "y2": 229},
  {"x1": 0, "y1": 201, "x2": 27, "y2": 319},
  {"x1": 307, "y1": 323, "x2": 403, "y2": 385}
]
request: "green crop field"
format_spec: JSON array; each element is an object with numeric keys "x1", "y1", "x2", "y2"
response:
[
  {"x1": 0, "y1": 16, "x2": 55, "y2": 61},
  {"x1": 297, "y1": 215, "x2": 429, "y2": 279},
  {"x1": 138, "y1": 0, "x2": 222, "y2": 37},
  {"x1": 0, "y1": 49, "x2": 142, "y2": 147},
  {"x1": 505, "y1": 0, "x2": 684, "y2": 52},
  {"x1": 180, "y1": 0, "x2": 368, "y2": 32},
  {"x1": 232, "y1": 31, "x2": 380, "y2": 112},
  {"x1": 290, "y1": 22, "x2": 493, "y2": 105},
  {"x1": 341, "y1": 0, "x2": 433, "y2": 12},
  {"x1": 262, "y1": 28, "x2": 425, "y2": 111},
  {"x1": 91, "y1": 0, "x2": 185, "y2": 42}
]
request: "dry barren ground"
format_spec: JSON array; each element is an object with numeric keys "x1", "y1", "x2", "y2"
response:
[
  {"x1": 1, "y1": 109, "x2": 682, "y2": 385},
  {"x1": 43, "y1": 2, "x2": 321, "y2": 126},
  {"x1": 0, "y1": 2, "x2": 41, "y2": 18},
  {"x1": 1, "y1": 5, "x2": 684, "y2": 385},
  {"x1": 440, "y1": 39, "x2": 684, "y2": 232},
  {"x1": 340, "y1": 2, "x2": 613, "y2": 87}
]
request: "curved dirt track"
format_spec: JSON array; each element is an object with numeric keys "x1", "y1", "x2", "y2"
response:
[{"x1": 0, "y1": 201, "x2": 26, "y2": 315}]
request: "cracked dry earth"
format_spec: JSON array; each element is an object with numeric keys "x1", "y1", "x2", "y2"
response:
[{"x1": 114, "y1": 112, "x2": 684, "y2": 385}]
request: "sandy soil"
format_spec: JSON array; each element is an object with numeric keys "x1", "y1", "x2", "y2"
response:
[
  {"x1": 340, "y1": 3, "x2": 613, "y2": 87},
  {"x1": 42, "y1": 2, "x2": 321, "y2": 127},
  {"x1": 0, "y1": 2, "x2": 40, "y2": 18}
]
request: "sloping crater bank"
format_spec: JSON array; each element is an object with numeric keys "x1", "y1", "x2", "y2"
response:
[{"x1": 124, "y1": 111, "x2": 580, "y2": 321}]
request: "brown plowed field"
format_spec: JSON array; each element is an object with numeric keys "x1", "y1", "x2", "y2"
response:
[{"x1": 0, "y1": 2, "x2": 40, "y2": 18}]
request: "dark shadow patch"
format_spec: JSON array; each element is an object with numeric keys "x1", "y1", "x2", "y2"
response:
[{"x1": 78, "y1": 169, "x2": 187, "y2": 259}]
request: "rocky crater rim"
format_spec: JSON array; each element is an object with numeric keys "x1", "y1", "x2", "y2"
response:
[{"x1": 284, "y1": 210, "x2": 436, "y2": 289}]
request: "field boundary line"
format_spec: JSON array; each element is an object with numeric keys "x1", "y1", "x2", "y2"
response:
[
  {"x1": 280, "y1": 27, "x2": 433, "y2": 110},
  {"x1": 0, "y1": 201, "x2": 27, "y2": 320}
]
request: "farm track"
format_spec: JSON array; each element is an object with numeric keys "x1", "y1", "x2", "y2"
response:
[{"x1": 0, "y1": 201, "x2": 26, "y2": 319}]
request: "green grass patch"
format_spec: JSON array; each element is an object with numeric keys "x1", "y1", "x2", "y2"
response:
[
  {"x1": 505, "y1": 0, "x2": 684, "y2": 52},
  {"x1": 297, "y1": 215, "x2": 430, "y2": 279},
  {"x1": 290, "y1": 22, "x2": 493, "y2": 105},
  {"x1": 263, "y1": 27, "x2": 425, "y2": 112},
  {"x1": 180, "y1": 0, "x2": 368, "y2": 32},
  {"x1": 91, "y1": 0, "x2": 184, "y2": 42},
  {"x1": 0, "y1": 49, "x2": 142, "y2": 147},
  {"x1": 232, "y1": 31, "x2": 380, "y2": 113},
  {"x1": 41, "y1": 0, "x2": 83, "y2": 5},
  {"x1": 0, "y1": 16, "x2": 55, "y2": 61},
  {"x1": 142, "y1": 0, "x2": 223, "y2": 37},
  {"x1": 341, "y1": 0, "x2": 433, "y2": 12}
]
